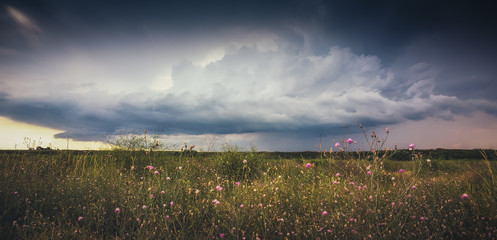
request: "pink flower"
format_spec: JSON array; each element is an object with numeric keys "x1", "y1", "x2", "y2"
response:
[
  {"x1": 216, "y1": 185, "x2": 223, "y2": 191},
  {"x1": 147, "y1": 165, "x2": 154, "y2": 170},
  {"x1": 165, "y1": 215, "x2": 170, "y2": 220},
  {"x1": 461, "y1": 193, "x2": 470, "y2": 199},
  {"x1": 243, "y1": 159, "x2": 247, "y2": 164},
  {"x1": 136, "y1": 218, "x2": 140, "y2": 222},
  {"x1": 154, "y1": 171, "x2": 159, "y2": 175},
  {"x1": 411, "y1": 185, "x2": 416, "y2": 190},
  {"x1": 236, "y1": 181, "x2": 240, "y2": 186},
  {"x1": 170, "y1": 201, "x2": 174, "y2": 206},
  {"x1": 161, "y1": 190, "x2": 166, "y2": 194},
  {"x1": 334, "y1": 142, "x2": 340, "y2": 148},
  {"x1": 398, "y1": 169, "x2": 405, "y2": 173},
  {"x1": 114, "y1": 208, "x2": 121, "y2": 214},
  {"x1": 386, "y1": 127, "x2": 389, "y2": 133},
  {"x1": 346, "y1": 138, "x2": 353, "y2": 144},
  {"x1": 305, "y1": 163, "x2": 312, "y2": 168},
  {"x1": 322, "y1": 211, "x2": 328, "y2": 216},
  {"x1": 367, "y1": 171, "x2": 371, "y2": 175},
  {"x1": 212, "y1": 199, "x2": 220, "y2": 205},
  {"x1": 240, "y1": 204, "x2": 244, "y2": 208},
  {"x1": 78, "y1": 216, "x2": 84, "y2": 222},
  {"x1": 220, "y1": 233, "x2": 225, "y2": 238},
  {"x1": 150, "y1": 194, "x2": 154, "y2": 198},
  {"x1": 142, "y1": 205, "x2": 147, "y2": 210},
  {"x1": 408, "y1": 144, "x2": 415, "y2": 150},
  {"x1": 335, "y1": 172, "x2": 341, "y2": 177},
  {"x1": 166, "y1": 177, "x2": 171, "y2": 181}
]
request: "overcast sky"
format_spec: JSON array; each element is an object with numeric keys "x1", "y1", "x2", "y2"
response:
[{"x1": 1, "y1": 0, "x2": 497, "y2": 151}]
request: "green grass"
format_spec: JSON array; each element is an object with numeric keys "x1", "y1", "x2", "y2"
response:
[{"x1": 1, "y1": 149, "x2": 496, "y2": 239}]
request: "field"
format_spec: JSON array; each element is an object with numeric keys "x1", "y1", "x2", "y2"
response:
[{"x1": 1, "y1": 147, "x2": 496, "y2": 239}]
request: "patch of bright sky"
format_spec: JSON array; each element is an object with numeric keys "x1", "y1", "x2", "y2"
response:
[{"x1": 0, "y1": 116, "x2": 107, "y2": 150}]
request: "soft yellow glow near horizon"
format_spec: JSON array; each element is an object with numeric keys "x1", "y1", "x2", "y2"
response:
[{"x1": 0, "y1": 116, "x2": 107, "y2": 150}]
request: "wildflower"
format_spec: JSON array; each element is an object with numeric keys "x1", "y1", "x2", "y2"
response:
[
  {"x1": 147, "y1": 165, "x2": 154, "y2": 170},
  {"x1": 114, "y1": 208, "x2": 121, "y2": 214},
  {"x1": 305, "y1": 163, "x2": 312, "y2": 168},
  {"x1": 334, "y1": 142, "x2": 340, "y2": 148},
  {"x1": 165, "y1": 215, "x2": 170, "y2": 220},
  {"x1": 426, "y1": 159, "x2": 431, "y2": 163},
  {"x1": 408, "y1": 144, "x2": 415, "y2": 150},
  {"x1": 166, "y1": 177, "x2": 171, "y2": 181},
  {"x1": 335, "y1": 172, "x2": 341, "y2": 177},
  {"x1": 154, "y1": 171, "x2": 159, "y2": 175},
  {"x1": 243, "y1": 159, "x2": 247, "y2": 164},
  {"x1": 367, "y1": 171, "x2": 371, "y2": 175},
  {"x1": 78, "y1": 217, "x2": 84, "y2": 222},
  {"x1": 411, "y1": 185, "x2": 416, "y2": 190},
  {"x1": 161, "y1": 190, "x2": 165, "y2": 194},
  {"x1": 386, "y1": 127, "x2": 389, "y2": 133},
  {"x1": 236, "y1": 181, "x2": 240, "y2": 186},
  {"x1": 178, "y1": 166, "x2": 182, "y2": 170},
  {"x1": 170, "y1": 202, "x2": 174, "y2": 206},
  {"x1": 240, "y1": 204, "x2": 244, "y2": 208},
  {"x1": 212, "y1": 199, "x2": 220, "y2": 205},
  {"x1": 150, "y1": 194, "x2": 154, "y2": 198},
  {"x1": 136, "y1": 218, "x2": 140, "y2": 222},
  {"x1": 216, "y1": 185, "x2": 223, "y2": 191},
  {"x1": 461, "y1": 193, "x2": 470, "y2": 199},
  {"x1": 220, "y1": 233, "x2": 225, "y2": 238},
  {"x1": 347, "y1": 138, "x2": 353, "y2": 144},
  {"x1": 14, "y1": 192, "x2": 18, "y2": 195},
  {"x1": 322, "y1": 211, "x2": 328, "y2": 216},
  {"x1": 142, "y1": 205, "x2": 147, "y2": 210},
  {"x1": 398, "y1": 169, "x2": 405, "y2": 173}
]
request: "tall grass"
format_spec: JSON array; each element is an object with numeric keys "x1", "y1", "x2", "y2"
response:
[{"x1": 0, "y1": 146, "x2": 496, "y2": 239}]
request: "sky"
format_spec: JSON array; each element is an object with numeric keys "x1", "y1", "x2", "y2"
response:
[{"x1": 1, "y1": 0, "x2": 497, "y2": 151}]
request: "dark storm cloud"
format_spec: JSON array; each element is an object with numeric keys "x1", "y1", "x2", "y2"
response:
[{"x1": 1, "y1": 0, "x2": 497, "y2": 147}]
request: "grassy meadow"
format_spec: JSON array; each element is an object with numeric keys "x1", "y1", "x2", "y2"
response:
[{"x1": 1, "y1": 139, "x2": 497, "y2": 239}]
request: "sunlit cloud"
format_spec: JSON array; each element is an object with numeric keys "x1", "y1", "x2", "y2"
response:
[{"x1": 5, "y1": 5, "x2": 42, "y2": 44}]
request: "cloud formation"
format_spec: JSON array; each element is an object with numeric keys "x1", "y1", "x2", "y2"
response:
[
  {"x1": 1, "y1": 34, "x2": 495, "y2": 143},
  {"x1": 1, "y1": 0, "x2": 496, "y2": 150}
]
